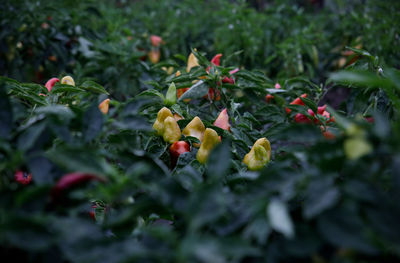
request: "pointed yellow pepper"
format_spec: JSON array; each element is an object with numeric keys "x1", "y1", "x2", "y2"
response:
[
  {"x1": 243, "y1": 138, "x2": 271, "y2": 171},
  {"x1": 162, "y1": 116, "x2": 181, "y2": 143},
  {"x1": 196, "y1": 128, "x2": 221, "y2": 164},
  {"x1": 153, "y1": 107, "x2": 173, "y2": 135},
  {"x1": 182, "y1": 116, "x2": 205, "y2": 147},
  {"x1": 61, "y1": 76, "x2": 75, "y2": 86}
]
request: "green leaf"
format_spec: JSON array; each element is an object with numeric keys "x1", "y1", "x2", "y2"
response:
[
  {"x1": 267, "y1": 199, "x2": 294, "y2": 239},
  {"x1": 178, "y1": 80, "x2": 208, "y2": 101},
  {"x1": 80, "y1": 81, "x2": 109, "y2": 94}
]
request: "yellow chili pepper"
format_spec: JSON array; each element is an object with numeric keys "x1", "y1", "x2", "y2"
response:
[
  {"x1": 182, "y1": 116, "x2": 205, "y2": 147},
  {"x1": 196, "y1": 128, "x2": 220, "y2": 164},
  {"x1": 243, "y1": 138, "x2": 271, "y2": 171},
  {"x1": 186, "y1": 52, "x2": 200, "y2": 73},
  {"x1": 61, "y1": 76, "x2": 75, "y2": 86},
  {"x1": 153, "y1": 107, "x2": 173, "y2": 135},
  {"x1": 99, "y1": 99, "x2": 110, "y2": 114},
  {"x1": 162, "y1": 116, "x2": 181, "y2": 143}
]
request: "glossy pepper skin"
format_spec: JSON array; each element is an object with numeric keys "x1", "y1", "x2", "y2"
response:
[
  {"x1": 45, "y1": 77, "x2": 59, "y2": 92},
  {"x1": 51, "y1": 172, "x2": 106, "y2": 201},
  {"x1": 213, "y1": 108, "x2": 231, "y2": 131},
  {"x1": 186, "y1": 52, "x2": 200, "y2": 73},
  {"x1": 150, "y1": 35, "x2": 163, "y2": 47},
  {"x1": 99, "y1": 99, "x2": 110, "y2": 114},
  {"x1": 286, "y1": 93, "x2": 308, "y2": 114},
  {"x1": 197, "y1": 128, "x2": 221, "y2": 164},
  {"x1": 162, "y1": 116, "x2": 181, "y2": 143},
  {"x1": 153, "y1": 107, "x2": 173, "y2": 135},
  {"x1": 182, "y1": 116, "x2": 205, "y2": 147},
  {"x1": 243, "y1": 138, "x2": 271, "y2": 171},
  {"x1": 61, "y1": 75, "x2": 75, "y2": 86},
  {"x1": 15, "y1": 170, "x2": 32, "y2": 185},
  {"x1": 265, "y1": 83, "x2": 281, "y2": 103},
  {"x1": 170, "y1": 141, "x2": 190, "y2": 168}
]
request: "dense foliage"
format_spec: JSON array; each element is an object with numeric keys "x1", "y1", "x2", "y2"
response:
[{"x1": 1, "y1": 0, "x2": 400, "y2": 262}]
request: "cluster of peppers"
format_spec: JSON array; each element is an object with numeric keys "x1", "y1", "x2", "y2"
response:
[
  {"x1": 176, "y1": 51, "x2": 239, "y2": 101},
  {"x1": 153, "y1": 107, "x2": 271, "y2": 171},
  {"x1": 44, "y1": 75, "x2": 111, "y2": 114},
  {"x1": 15, "y1": 76, "x2": 111, "y2": 185},
  {"x1": 267, "y1": 88, "x2": 336, "y2": 139}
]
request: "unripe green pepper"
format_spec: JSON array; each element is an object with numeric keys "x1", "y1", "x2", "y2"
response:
[
  {"x1": 163, "y1": 116, "x2": 181, "y2": 143},
  {"x1": 164, "y1": 82, "x2": 177, "y2": 106},
  {"x1": 243, "y1": 138, "x2": 271, "y2": 171},
  {"x1": 196, "y1": 128, "x2": 220, "y2": 164},
  {"x1": 153, "y1": 107, "x2": 173, "y2": 135},
  {"x1": 182, "y1": 116, "x2": 205, "y2": 147}
]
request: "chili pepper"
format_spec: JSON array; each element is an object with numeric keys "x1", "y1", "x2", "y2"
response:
[
  {"x1": 173, "y1": 113, "x2": 184, "y2": 121},
  {"x1": 222, "y1": 68, "x2": 239, "y2": 84},
  {"x1": 285, "y1": 93, "x2": 307, "y2": 114},
  {"x1": 150, "y1": 35, "x2": 163, "y2": 47},
  {"x1": 51, "y1": 172, "x2": 106, "y2": 201},
  {"x1": 265, "y1": 83, "x2": 281, "y2": 103},
  {"x1": 99, "y1": 99, "x2": 110, "y2": 114},
  {"x1": 170, "y1": 141, "x2": 191, "y2": 168},
  {"x1": 197, "y1": 128, "x2": 221, "y2": 164},
  {"x1": 182, "y1": 116, "x2": 205, "y2": 147},
  {"x1": 148, "y1": 49, "x2": 161, "y2": 64},
  {"x1": 243, "y1": 138, "x2": 271, "y2": 171},
  {"x1": 187, "y1": 52, "x2": 200, "y2": 73},
  {"x1": 45, "y1": 77, "x2": 59, "y2": 92},
  {"x1": 321, "y1": 126, "x2": 335, "y2": 140},
  {"x1": 14, "y1": 170, "x2": 32, "y2": 185},
  {"x1": 61, "y1": 75, "x2": 75, "y2": 86},
  {"x1": 213, "y1": 108, "x2": 231, "y2": 131},
  {"x1": 211, "y1": 53, "x2": 222, "y2": 66},
  {"x1": 294, "y1": 113, "x2": 312, "y2": 124},
  {"x1": 153, "y1": 107, "x2": 173, "y2": 135},
  {"x1": 164, "y1": 82, "x2": 177, "y2": 106},
  {"x1": 163, "y1": 116, "x2": 181, "y2": 143}
]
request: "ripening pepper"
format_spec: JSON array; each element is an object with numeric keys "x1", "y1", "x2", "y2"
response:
[
  {"x1": 173, "y1": 113, "x2": 184, "y2": 121},
  {"x1": 153, "y1": 107, "x2": 173, "y2": 135},
  {"x1": 148, "y1": 49, "x2": 161, "y2": 64},
  {"x1": 61, "y1": 75, "x2": 75, "y2": 86},
  {"x1": 15, "y1": 170, "x2": 32, "y2": 185},
  {"x1": 243, "y1": 138, "x2": 271, "y2": 171},
  {"x1": 99, "y1": 99, "x2": 110, "y2": 114},
  {"x1": 222, "y1": 68, "x2": 239, "y2": 84},
  {"x1": 51, "y1": 172, "x2": 106, "y2": 202},
  {"x1": 265, "y1": 83, "x2": 281, "y2": 103},
  {"x1": 197, "y1": 128, "x2": 221, "y2": 164},
  {"x1": 150, "y1": 35, "x2": 163, "y2": 47},
  {"x1": 182, "y1": 116, "x2": 205, "y2": 147},
  {"x1": 45, "y1": 77, "x2": 59, "y2": 92},
  {"x1": 213, "y1": 108, "x2": 231, "y2": 131},
  {"x1": 286, "y1": 93, "x2": 308, "y2": 114},
  {"x1": 163, "y1": 116, "x2": 181, "y2": 143},
  {"x1": 187, "y1": 52, "x2": 200, "y2": 73},
  {"x1": 170, "y1": 141, "x2": 191, "y2": 168}
]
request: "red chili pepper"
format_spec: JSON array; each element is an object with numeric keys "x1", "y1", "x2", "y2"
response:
[
  {"x1": 44, "y1": 77, "x2": 59, "y2": 92},
  {"x1": 52, "y1": 173, "x2": 106, "y2": 201},
  {"x1": 15, "y1": 170, "x2": 32, "y2": 185},
  {"x1": 169, "y1": 141, "x2": 190, "y2": 168},
  {"x1": 211, "y1": 53, "x2": 222, "y2": 66},
  {"x1": 285, "y1": 93, "x2": 308, "y2": 114},
  {"x1": 265, "y1": 83, "x2": 281, "y2": 103},
  {"x1": 150, "y1": 35, "x2": 163, "y2": 47}
]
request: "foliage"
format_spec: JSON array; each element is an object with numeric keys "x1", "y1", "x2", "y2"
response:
[{"x1": 1, "y1": 0, "x2": 400, "y2": 262}]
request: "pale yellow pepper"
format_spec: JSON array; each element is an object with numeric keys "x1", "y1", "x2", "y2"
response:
[
  {"x1": 196, "y1": 128, "x2": 220, "y2": 164},
  {"x1": 153, "y1": 107, "x2": 173, "y2": 135},
  {"x1": 182, "y1": 116, "x2": 205, "y2": 147},
  {"x1": 162, "y1": 116, "x2": 181, "y2": 143},
  {"x1": 243, "y1": 138, "x2": 271, "y2": 171}
]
